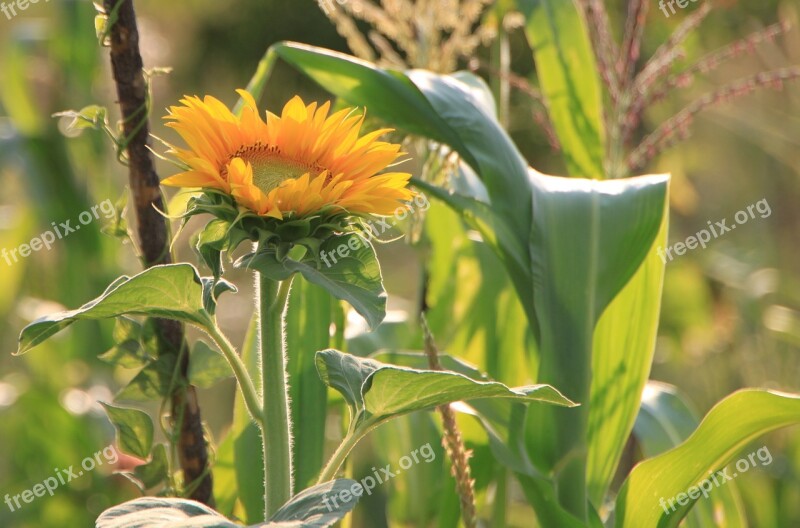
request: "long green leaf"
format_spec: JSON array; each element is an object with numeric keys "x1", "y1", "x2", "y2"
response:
[
  {"x1": 616, "y1": 389, "x2": 800, "y2": 527},
  {"x1": 633, "y1": 382, "x2": 747, "y2": 528},
  {"x1": 586, "y1": 217, "x2": 668, "y2": 505},
  {"x1": 518, "y1": 0, "x2": 606, "y2": 179},
  {"x1": 525, "y1": 171, "x2": 668, "y2": 520},
  {"x1": 286, "y1": 278, "x2": 334, "y2": 490},
  {"x1": 269, "y1": 42, "x2": 537, "y2": 328}
]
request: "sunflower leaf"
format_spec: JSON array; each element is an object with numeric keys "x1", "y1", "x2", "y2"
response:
[
  {"x1": 315, "y1": 349, "x2": 576, "y2": 429},
  {"x1": 16, "y1": 264, "x2": 212, "y2": 355},
  {"x1": 285, "y1": 233, "x2": 386, "y2": 330},
  {"x1": 239, "y1": 233, "x2": 386, "y2": 330},
  {"x1": 96, "y1": 480, "x2": 361, "y2": 527}
]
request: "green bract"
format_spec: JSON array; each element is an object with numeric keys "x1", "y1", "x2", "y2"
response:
[{"x1": 183, "y1": 190, "x2": 388, "y2": 329}]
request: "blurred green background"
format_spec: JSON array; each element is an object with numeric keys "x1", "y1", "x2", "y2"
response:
[{"x1": 1, "y1": 0, "x2": 799, "y2": 526}]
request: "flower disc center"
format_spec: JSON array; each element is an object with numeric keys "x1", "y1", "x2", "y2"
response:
[{"x1": 237, "y1": 145, "x2": 320, "y2": 194}]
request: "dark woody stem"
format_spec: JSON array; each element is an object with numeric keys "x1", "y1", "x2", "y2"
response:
[{"x1": 102, "y1": 0, "x2": 213, "y2": 504}]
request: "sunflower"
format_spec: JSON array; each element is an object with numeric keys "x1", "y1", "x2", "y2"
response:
[{"x1": 161, "y1": 90, "x2": 414, "y2": 220}]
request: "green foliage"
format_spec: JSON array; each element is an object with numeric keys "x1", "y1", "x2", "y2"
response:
[
  {"x1": 616, "y1": 389, "x2": 800, "y2": 527},
  {"x1": 128, "y1": 444, "x2": 170, "y2": 491},
  {"x1": 188, "y1": 340, "x2": 233, "y2": 389},
  {"x1": 101, "y1": 402, "x2": 154, "y2": 459},
  {"x1": 96, "y1": 480, "x2": 361, "y2": 528},
  {"x1": 633, "y1": 383, "x2": 747, "y2": 527},
  {"x1": 5, "y1": 3, "x2": 799, "y2": 527},
  {"x1": 517, "y1": 0, "x2": 606, "y2": 179},
  {"x1": 317, "y1": 349, "x2": 573, "y2": 423},
  {"x1": 16, "y1": 264, "x2": 213, "y2": 355}
]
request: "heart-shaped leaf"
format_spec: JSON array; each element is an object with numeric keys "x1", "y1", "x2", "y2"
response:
[
  {"x1": 316, "y1": 349, "x2": 574, "y2": 428},
  {"x1": 16, "y1": 264, "x2": 212, "y2": 355},
  {"x1": 116, "y1": 354, "x2": 179, "y2": 402},
  {"x1": 101, "y1": 402, "x2": 154, "y2": 460},
  {"x1": 98, "y1": 317, "x2": 156, "y2": 369}
]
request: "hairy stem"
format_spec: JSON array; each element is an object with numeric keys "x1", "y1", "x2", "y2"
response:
[
  {"x1": 316, "y1": 424, "x2": 364, "y2": 485},
  {"x1": 259, "y1": 275, "x2": 295, "y2": 517},
  {"x1": 204, "y1": 324, "x2": 263, "y2": 427}
]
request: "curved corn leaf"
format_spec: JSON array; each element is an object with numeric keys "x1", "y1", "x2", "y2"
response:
[
  {"x1": 616, "y1": 389, "x2": 800, "y2": 527},
  {"x1": 632, "y1": 382, "x2": 747, "y2": 528}
]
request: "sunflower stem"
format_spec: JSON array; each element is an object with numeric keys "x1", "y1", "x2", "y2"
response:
[
  {"x1": 317, "y1": 428, "x2": 361, "y2": 484},
  {"x1": 204, "y1": 324, "x2": 263, "y2": 427},
  {"x1": 259, "y1": 274, "x2": 295, "y2": 519}
]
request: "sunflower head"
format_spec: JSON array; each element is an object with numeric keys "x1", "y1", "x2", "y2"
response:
[
  {"x1": 162, "y1": 91, "x2": 415, "y2": 279},
  {"x1": 162, "y1": 90, "x2": 413, "y2": 220}
]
